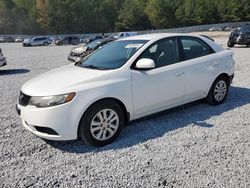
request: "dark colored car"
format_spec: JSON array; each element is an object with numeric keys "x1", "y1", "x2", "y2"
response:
[
  {"x1": 68, "y1": 38, "x2": 115, "y2": 62},
  {"x1": 54, "y1": 36, "x2": 80, "y2": 45},
  {"x1": 6, "y1": 37, "x2": 15, "y2": 42},
  {"x1": 0, "y1": 36, "x2": 15, "y2": 43},
  {"x1": 228, "y1": 25, "x2": 250, "y2": 47},
  {"x1": 81, "y1": 35, "x2": 103, "y2": 44}
]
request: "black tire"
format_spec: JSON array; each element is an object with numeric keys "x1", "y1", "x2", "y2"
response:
[
  {"x1": 206, "y1": 76, "x2": 229, "y2": 106},
  {"x1": 227, "y1": 41, "x2": 235, "y2": 48},
  {"x1": 79, "y1": 100, "x2": 125, "y2": 147},
  {"x1": 43, "y1": 42, "x2": 48, "y2": 46}
]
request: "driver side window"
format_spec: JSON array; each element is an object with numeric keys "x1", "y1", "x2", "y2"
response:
[{"x1": 140, "y1": 38, "x2": 178, "y2": 68}]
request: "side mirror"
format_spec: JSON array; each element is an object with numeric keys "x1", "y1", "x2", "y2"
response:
[{"x1": 135, "y1": 58, "x2": 155, "y2": 70}]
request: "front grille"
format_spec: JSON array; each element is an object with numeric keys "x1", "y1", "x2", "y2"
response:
[
  {"x1": 233, "y1": 33, "x2": 239, "y2": 38},
  {"x1": 19, "y1": 92, "x2": 31, "y2": 106}
]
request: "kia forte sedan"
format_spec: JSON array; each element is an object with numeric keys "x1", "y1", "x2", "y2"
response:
[{"x1": 17, "y1": 33, "x2": 235, "y2": 146}]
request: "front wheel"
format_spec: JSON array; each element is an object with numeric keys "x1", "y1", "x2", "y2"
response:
[
  {"x1": 227, "y1": 41, "x2": 235, "y2": 48},
  {"x1": 206, "y1": 76, "x2": 229, "y2": 105},
  {"x1": 79, "y1": 100, "x2": 125, "y2": 147}
]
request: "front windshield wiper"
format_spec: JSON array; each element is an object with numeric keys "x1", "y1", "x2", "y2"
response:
[{"x1": 82, "y1": 64, "x2": 108, "y2": 70}]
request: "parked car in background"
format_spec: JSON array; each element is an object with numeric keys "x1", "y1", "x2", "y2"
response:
[
  {"x1": 54, "y1": 36, "x2": 80, "y2": 45},
  {"x1": 208, "y1": 27, "x2": 222, "y2": 32},
  {"x1": 15, "y1": 36, "x2": 24, "y2": 42},
  {"x1": 6, "y1": 37, "x2": 15, "y2": 42},
  {"x1": 68, "y1": 38, "x2": 115, "y2": 62},
  {"x1": 79, "y1": 36, "x2": 87, "y2": 43},
  {"x1": 0, "y1": 36, "x2": 15, "y2": 43},
  {"x1": 228, "y1": 24, "x2": 250, "y2": 47},
  {"x1": 17, "y1": 33, "x2": 235, "y2": 146},
  {"x1": 0, "y1": 48, "x2": 7, "y2": 67},
  {"x1": 112, "y1": 32, "x2": 138, "y2": 39},
  {"x1": 0, "y1": 37, "x2": 5, "y2": 42},
  {"x1": 23, "y1": 36, "x2": 52, "y2": 47},
  {"x1": 81, "y1": 35, "x2": 103, "y2": 44},
  {"x1": 223, "y1": 27, "x2": 232, "y2": 32}
]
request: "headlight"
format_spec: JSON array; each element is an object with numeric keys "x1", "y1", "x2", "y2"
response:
[{"x1": 28, "y1": 92, "x2": 76, "y2": 108}]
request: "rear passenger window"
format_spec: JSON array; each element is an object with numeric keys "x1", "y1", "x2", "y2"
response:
[{"x1": 181, "y1": 38, "x2": 213, "y2": 60}]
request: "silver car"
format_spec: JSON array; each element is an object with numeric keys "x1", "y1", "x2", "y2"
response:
[
  {"x1": 23, "y1": 36, "x2": 52, "y2": 47},
  {"x1": 0, "y1": 48, "x2": 7, "y2": 67}
]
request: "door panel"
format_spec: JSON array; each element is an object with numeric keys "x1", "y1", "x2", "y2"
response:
[
  {"x1": 182, "y1": 56, "x2": 217, "y2": 100},
  {"x1": 132, "y1": 65, "x2": 185, "y2": 115},
  {"x1": 131, "y1": 37, "x2": 185, "y2": 115},
  {"x1": 178, "y1": 37, "x2": 218, "y2": 100}
]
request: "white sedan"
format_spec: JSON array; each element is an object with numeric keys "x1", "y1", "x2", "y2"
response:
[
  {"x1": 0, "y1": 48, "x2": 7, "y2": 67},
  {"x1": 17, "y1": 33, "x2": 235, "y2": 146}
]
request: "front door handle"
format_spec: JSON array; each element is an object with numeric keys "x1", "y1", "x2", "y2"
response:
[{"x1": 175, "y1": 72, "x2": 185, "y2": 77}]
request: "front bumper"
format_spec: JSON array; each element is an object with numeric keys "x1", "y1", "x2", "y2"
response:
[
  {"x1": 16, "y1": 98, "x2": 83, "y2": 141},
  {"x1": 23, "y1": 43, "x2": 31, "y2": 46},
  {"x1": 68, "y1": 54, "x2": 81, "y2": 62},
  {"x1": 230, "y1": 37, "x2": 250, "y2": 45}
]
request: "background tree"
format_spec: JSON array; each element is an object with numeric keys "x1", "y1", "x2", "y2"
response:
[
  {"x1": 0, "y1": 0, "x2": 249, "y2": 35},
  {"x1": 115, "y1": 0, "x2": 151, "y2": 31}
]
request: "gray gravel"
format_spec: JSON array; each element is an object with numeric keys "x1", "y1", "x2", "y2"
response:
[{"x1": 0, "y1": 38, "x2": 250, "y2": 188}]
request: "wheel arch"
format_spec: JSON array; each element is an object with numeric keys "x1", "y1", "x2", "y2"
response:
[
  {"x1": 206, "y1": 72, "x2": 230, "y2": 97},
  {"x1": 77, "y1": 97, "x2": 130, "y2": 138}
]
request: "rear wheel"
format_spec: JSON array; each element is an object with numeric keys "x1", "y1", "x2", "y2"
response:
[
  {"x1": 79, "y1": 100, "x2": 125, "y2": 147},
  {"x1": 43, "y1": 42, "x2": 48, "y2": 46},
  {"x1": 206, "y1": 76, "x2": 229, "y2": 105}
]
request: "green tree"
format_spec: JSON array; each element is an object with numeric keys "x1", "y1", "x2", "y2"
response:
[
  {"x1": 115, "y1": 0, "x2": 151, "y2": 31},
  {"x1": 145, "y1": 0, "x2": 177, "y2": 29}
]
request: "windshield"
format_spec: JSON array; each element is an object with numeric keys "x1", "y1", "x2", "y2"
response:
[
  {"x1": 240, "y1": 25, "x2": 250, "y2": 32},
  {"x1": 77, "y1": 40, "x2": 148, "y2": 70},
  {"x1": 87, "y1": 39, "x2": 102, "y2": 49}
]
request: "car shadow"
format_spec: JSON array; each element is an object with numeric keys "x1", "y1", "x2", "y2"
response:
[
  {"x1": 0, "y1": 69, "x2": 30, "y2": 75},
  {"x1": 45, "y1": 86, "x2": 250, "y2": 153}
]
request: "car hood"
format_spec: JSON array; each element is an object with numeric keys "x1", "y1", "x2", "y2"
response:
[
  {"x1": 23, "y1": 38, "x2": 31, "y2": 42},
  {"x1": 71, "y1": 46, "x2": 88, "y2": 54},
  {"x1": 21, "y1": 64, "x2": 113, "y2": 96}
]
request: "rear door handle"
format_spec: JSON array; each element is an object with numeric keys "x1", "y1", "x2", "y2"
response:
[{"x1": 175, "y1": 72, "x2": 185, "y2": 77}]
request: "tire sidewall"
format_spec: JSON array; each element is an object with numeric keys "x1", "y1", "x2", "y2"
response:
[
  {"x1": 208, "y1": 76, "x2": 229, "y2": 105},
  {"x1": 227, "y1": 41, "x2": 234, "y2": 48},
  {"x1": 79, "y1": 100, "x2": 125, "y2": 147}
]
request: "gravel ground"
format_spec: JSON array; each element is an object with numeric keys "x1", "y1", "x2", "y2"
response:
[{"x1": 0, "y1": 38, "x2": 250, "y2": 188}]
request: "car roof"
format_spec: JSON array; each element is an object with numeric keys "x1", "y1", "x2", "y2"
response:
[
  {"x1": 118, "y1": 33, "x2": 205, "y2": 41},
  {"x1": 118, "y1": 33, "x2": 224, "y2": 53}
]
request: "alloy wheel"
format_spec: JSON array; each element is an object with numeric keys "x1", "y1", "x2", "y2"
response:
[
  {"x1": 90, "y1": 109, "x2": 119, "y2": 141},
  {"x1": 214, "y1": 80, "x2": 227, "y2": 102}
]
